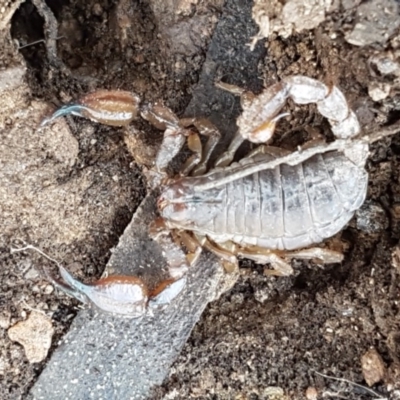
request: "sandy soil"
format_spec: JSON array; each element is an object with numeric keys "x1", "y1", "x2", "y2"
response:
[{"x1": 1, "y1": 0, "x2": 400, "y2": 399}]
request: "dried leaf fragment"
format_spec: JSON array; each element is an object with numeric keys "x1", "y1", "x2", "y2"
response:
[
  {"x1": 361, "y1": 347, "x2": 386, "y2": 386},
  {"x1": 8, "y1": 311, "x2": 54, "y2": 363}
]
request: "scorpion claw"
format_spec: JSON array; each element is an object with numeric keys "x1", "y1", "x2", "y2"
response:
[
  {"x1": 41, "y1": 90, "x2": 141, "y2": 127},
  {"x1": 45, "y1": 267, "x2": 89, "y2": 304},
  {"x1": 41, "y1": 104, "x2": 87, "y2": 126},
  {"x1": 49, "y1": 265, "x2": 189, "y2": 317},
  {"x1": 149, "y1": 276, "x2": 187, "y2": 307},
  {"x1": 56, "y1": 265, "x2": 92, "y2": 303},
  {"x1": 47, "y1": 266, "x2": 150, "y2": 317},
  {"x1": 68, "y1": 274, "x2": 149, "y2": 317}
]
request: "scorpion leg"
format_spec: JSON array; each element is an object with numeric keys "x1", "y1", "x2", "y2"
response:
[
  {"x1": 142, "y1": 105, "x2": 221, "y2": 177},
  {"x1": 195, "y1": 235, "x2": 239, "y2": 273},
  {"x1": 149, "y1": 222, "x2": 190, "y2": 280},
  {"x1": 179, "y1": 133, "x2": 203, "y2": 176},
  {"x1": 179, "y1": 118, "x2": 221, "y2": 176},
  {"x1": 236, "y1": 246, "x2": 294, "y2": 276},
  {"x1": 214, "y1": 81, "x2": 256, "y2": 108},
  {"x1": 284, "y1": 247, "x2": 344, "y2": 264},
  {"x1": 242, "y1": 145, "x2": 291, "y2": 160},
  {"x1": 141, "y1": 102, "x2": 188, "y2": 174},
  {"x1": 214, "y1": 131, "x2": 290, "y2": 169},
  {"x1": 169, "y1": 231, "x2": 240, "y2": 273},
  {"x1": 214, "y1": 130, "x2": 245, "y2": 167},
  {"x1": 237, "y1": 245, "x2": 343, "y2": 276},
  {"x1": 171, "y1": 229, "x2": 202, "y2": 265}
]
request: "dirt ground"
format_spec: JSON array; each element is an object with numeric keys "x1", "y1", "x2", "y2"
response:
[{"x1": 1, "y1": 0, "x2": 400, "y2": 399}]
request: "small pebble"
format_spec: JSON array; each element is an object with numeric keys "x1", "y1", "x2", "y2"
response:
[
  {"x1": 368, "y1": 82, "x2": 391, "y2": 102},
  {"x1": 356, "y1": 202, "x2": 388, "y2": 233},
  {"x1": 8, "y1": 311, "x2": 54, "y2": 363},
  {"x1": 306, "y1": 386, "x2": 318, "y2": 400},
  {"x1": 0, "y1": 357, "x2": 8, "y2": 375},
  {"x1": 24, "y1": 266, "x2": 39, "y2": 280},
  {"x1": 0, "y1": 311, "x2": 11, "y2": 329},
  {"x1": 92, "y1": 3, "x2": 103, "y2": 16},
  {"x1": 361, "y1": 347, "x2": 386, "y2": 386},
  {"x1": 254, "y1": 288, "x2": 269, "y2": 303},
  {"x1": 44, "y1": 284, "x2": 54, "y2": 295}
]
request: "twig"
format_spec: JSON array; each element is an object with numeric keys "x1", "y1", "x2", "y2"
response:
[
  {"x1": 11, "y1": 244, "x2": 62, "y2": 268},
  {"x1": 18, "y1": 36, "x2": 64, "y2": 50},
  {"x1": 313, "y1": 370, "x2": 387, "y2": 400},
  {"x1": 10, "y1": 243, "x2": 84, "y2": 302},
  {"x1": 31, "y1": 0, "x2": 69, "y2": 73},
  {"x1": 321, "y1": 390, "x2": 349, "y2": 399}
]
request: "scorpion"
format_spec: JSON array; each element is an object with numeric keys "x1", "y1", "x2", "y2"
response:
[{"x1": 37, "y1": 75, "x2": 396, "y2": 317}]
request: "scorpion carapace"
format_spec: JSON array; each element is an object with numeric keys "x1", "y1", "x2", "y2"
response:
[{"x1": 39, "y1": 75, "x2": 389, "y2": 316}]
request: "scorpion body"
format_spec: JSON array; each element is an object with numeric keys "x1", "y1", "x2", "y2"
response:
[
  {"x1": 38, "y1": 75, "x2": 394, "y2": 316},
  {"x1": 160, "y1": 146, "x2": 368, "y2": 252}
]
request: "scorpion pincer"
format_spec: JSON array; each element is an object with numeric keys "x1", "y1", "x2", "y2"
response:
[{"x1": 41, "y1": 75, "x2": 382, "y2": 317}]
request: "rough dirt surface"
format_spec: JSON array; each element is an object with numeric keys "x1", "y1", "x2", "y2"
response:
[{"x1": 1, "y1": 0, "x2": 400, "y2": 399}]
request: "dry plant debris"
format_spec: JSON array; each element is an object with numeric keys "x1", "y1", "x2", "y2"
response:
[{"x1": 251, "y1": 0, "x2": 339, "y2": 42}]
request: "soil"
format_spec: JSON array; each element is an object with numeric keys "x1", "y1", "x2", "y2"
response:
[{"x1": 1, "y1": 0, "x2": 400, "y2": 399}]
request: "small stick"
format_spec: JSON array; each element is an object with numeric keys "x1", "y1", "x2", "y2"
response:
[
  {"x1": 31, "y1": 0, "x2": 69, "y2": 73},
  {"x1": 10, "y1": 244, "x2": 79, "y2": 298},
  {"x1": 11, "y1": 244, "x2": 61, "y2": 267},
  {"x1": 313, "y1": 370, "x2": 387, "y2": 399},
  {"x1": 18, "y1": 36, "x2": 64, "y2": 50}
]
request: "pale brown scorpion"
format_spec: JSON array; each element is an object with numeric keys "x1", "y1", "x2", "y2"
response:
[{"x1": 38, "y1": 75, "x2": 394, "y2": 317}]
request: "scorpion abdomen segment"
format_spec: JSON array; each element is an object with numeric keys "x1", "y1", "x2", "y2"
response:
[{"x1": 195, "y1": 149, "x2": 368, "y2": 251}]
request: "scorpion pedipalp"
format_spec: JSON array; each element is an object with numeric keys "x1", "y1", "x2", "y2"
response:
[
  {"x1": 57, "y1": 269, "x2": 150, "y2": 317},
  {"x1": 41, "y1": 90, "x2": 141, "y2": 127},
  {"x1": 11, "y1": 244, "x2": 187, "y2": 317}
]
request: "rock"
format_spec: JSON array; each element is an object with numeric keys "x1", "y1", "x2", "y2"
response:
[
  {"x1": 368, "y1": 82, "x2": 391, "y2": 101},
  {"x1": 369, "y1": 53, "x2": 400, "y2": 76},
  {"x1": 356, "y1": 202, "x2": 388, "y2": 233},
  {"x1": 361, "y1": 347, "x2": 386, "y2": 386},
  {"x1": 305, "y1": 386, "x2": 318, "y2": 400},
  {"x1": 0, "y1": 311, "x2": 11, "y2": 330},
  {"x1": 8, "y1": 312, "x2": 54, "y2": 363},
  {"x1": 345, "y1": 0, "x2": 400, "y2": 47},
  {"x1": 0, "y1": 66, "x2": 26, "y2": 94},
  {"x1": 252, "y1": 0, "x2": 339, "y2": 39}
]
